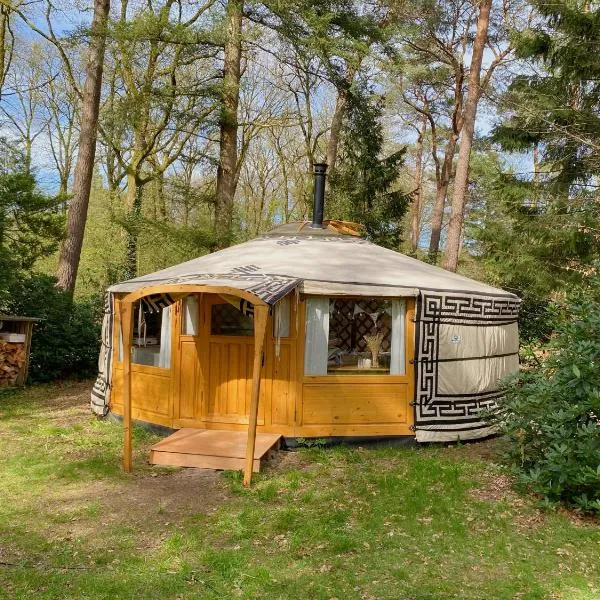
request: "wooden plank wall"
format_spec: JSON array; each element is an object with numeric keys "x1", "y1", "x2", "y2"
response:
[{"x1": 110, "y1": 294, "x2": 415, "y2": 437}]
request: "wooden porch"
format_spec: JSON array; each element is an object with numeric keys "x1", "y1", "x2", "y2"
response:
[{"x1": 149, "y1": 428, "x2": 282, "y2": 472}]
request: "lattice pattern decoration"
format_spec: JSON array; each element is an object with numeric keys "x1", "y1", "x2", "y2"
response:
[{"x1": 329, "y1": 299, "x2": 392, "y2": 353}]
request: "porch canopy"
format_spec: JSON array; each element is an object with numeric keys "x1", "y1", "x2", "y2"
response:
[{"x1": 115, "y1": 281, "x2": 273, "y2": 487}]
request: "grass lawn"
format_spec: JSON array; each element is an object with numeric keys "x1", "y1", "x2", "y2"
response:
[{"x1": 0, "y1": 382, "x2": 599, "y2": 599}]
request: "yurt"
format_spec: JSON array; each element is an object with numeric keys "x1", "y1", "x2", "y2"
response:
[{"x1": 92, "y1": 164, "x2": 520, "y2": 484}]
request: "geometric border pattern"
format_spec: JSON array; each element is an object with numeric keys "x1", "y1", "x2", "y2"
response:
[
  {"x1": 414, "y1": 290, "x2": 520, "y2": 439},
  {"x1": 148, "y1": 265, "x2": 301, "y2": 306},
  {"x1": 91, "y1": 292, "x2": 114, "y2": 416}
]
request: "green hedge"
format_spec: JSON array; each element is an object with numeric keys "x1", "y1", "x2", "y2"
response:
[{"x1": 4, "y1": 274, "x2": 102, "y2": 383}]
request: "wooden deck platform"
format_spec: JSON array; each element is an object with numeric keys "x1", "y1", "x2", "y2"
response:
[{"x1": 148, "y1": 428, "x2": 282, "y2": 472}]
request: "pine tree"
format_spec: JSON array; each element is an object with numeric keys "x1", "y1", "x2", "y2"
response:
[
  {"x1": 0, "y1": 140, "x2": 64, "y2": 305},
  {"x1": 329, "y1": 83, "x2": 409, "y2": 249},
  {"x1": 472, "y1": 0, "x2": 600, "y2": 327},
  {"x1": 492, "y1": 0, "x2": 600, "y2": 191}
]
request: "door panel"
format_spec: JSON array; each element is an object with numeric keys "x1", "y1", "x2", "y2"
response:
[
  {"x1": 178, "y1": 341, "x2": 198, "y2": 420},
  {"x1": 202, "y1": 296, "x2": 265, "y2": 425}
]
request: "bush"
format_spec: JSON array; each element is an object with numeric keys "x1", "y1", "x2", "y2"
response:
[
  {"x1": 4, "y1": 274, "x2": 102, "y2": 383},
  {"x1": 488, "y1": 277, "x2": 600, "y2": 514}
]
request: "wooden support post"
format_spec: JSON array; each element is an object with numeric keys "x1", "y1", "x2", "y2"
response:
[
  {"x1": 120, "y1": 301, "x2": 134, "y2": 473},
  {"x1": 20, "y1": 321, "x2": 34, "y2": 386},
  {"x1": 243, "y1": 304, "x2": 269, "y2": 487}
]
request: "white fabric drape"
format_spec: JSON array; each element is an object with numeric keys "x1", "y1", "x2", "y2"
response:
[
  {"x1": 158, "y1": 306, "x2": 172, "y2": 369},
  {"x1": 274, "y1": 297, "x2": 290, "y2": 337},
  {"x1": 437, "y1": 354, "x2": 519, "y2": 395},
  {"x1": 390, "y1": 299, "x2": 406, "y2": 375},
  {"x1": 273, "y1": 297, "x2": 291, "y2": 358},
  {"x1": 304, "y1": 297, "x2": 329, "y2": 375},
  {"x1": 183, "y1": 295, "x2": 199, "y2": 336}
]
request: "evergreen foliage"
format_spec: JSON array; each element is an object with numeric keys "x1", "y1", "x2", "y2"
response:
[
  {"x1": 492, "y1": 1, "x2": 600, "y2": 191},
  {"x1": 3, "y1": 274, "x2": 102, "y2": 383},
  {"x1": 467, "y1": 149, "x2": 600, "y2": 340},
  {"x1": 0, "y1": 140, "x2": 64, "y2": 306},
  {"x1": 329, "y1": 84, "x2": 409, "y2": 248},
  {"x1": 255, "y1": 0, "x2": 384, "y2": 81},
  {"x1": 487, "y1": 275, "x2": 600, "y2": 514}
]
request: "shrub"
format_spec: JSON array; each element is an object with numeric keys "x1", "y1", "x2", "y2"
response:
[
  {"x1": 488, "y1": 276, "x2": 600, "y2": 514},
  {"x1": 3, "y1": 274, "x2": 102, "y2": 383}
]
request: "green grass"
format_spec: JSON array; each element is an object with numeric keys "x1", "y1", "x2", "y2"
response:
[{"x1": 0, "y1": 382, "x2": 599, "y2": 599}]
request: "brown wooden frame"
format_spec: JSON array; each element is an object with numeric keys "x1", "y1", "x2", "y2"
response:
[
  {"x1": 111, "y1": 289, "x2": 415, "y2": 485},
  {"x1": 118, "y1": 284, "x2": 269, "y2": 486}
]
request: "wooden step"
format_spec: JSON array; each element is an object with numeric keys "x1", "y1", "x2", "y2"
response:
[{"x1": 148, "y1": 428, "x2": 282, "y2": 472}]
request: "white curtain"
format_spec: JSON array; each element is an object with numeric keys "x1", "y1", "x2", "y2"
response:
[
  {"x1": 158, "y1": 305, "x2": 172, "y2": 369},
  {"x1": 273, "y1": 296, "x2": 291, "y2": 358},
  {"x1": 390, "y1": 299, "x2": 406, "y2": 375},
  {"x1": 274, "y1": 297, "x2": 290, "y2": 338},
  {"x1": 182, "y1": 295, "x2": 199, "y2": 335},
  {"x1": 304, "y1": 297, "x2": 329, "y2": 375}
]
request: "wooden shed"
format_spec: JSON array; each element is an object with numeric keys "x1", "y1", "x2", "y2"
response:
[{"x1": 92, "y1": 166, "x2": 521, "y2": 484}]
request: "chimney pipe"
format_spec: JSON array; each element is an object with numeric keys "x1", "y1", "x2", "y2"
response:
[{"x1": 310, "y1": 162, "x2": 328, "y2": 228}]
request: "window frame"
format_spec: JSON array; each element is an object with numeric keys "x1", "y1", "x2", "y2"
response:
[
  {"x1": 113, "y1": 298, "x2": 173, "y2": 371},
  {"x1": 209, "y1": 301, "x2": 255, "y2": 338},
  {"x1": 302, "y1": 295, "x2": 408, "y2": 380}
]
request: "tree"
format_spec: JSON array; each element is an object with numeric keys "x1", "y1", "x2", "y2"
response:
[
  {"x1": 468, "y1": 150, "x2": 600, "y2": 306},
  {"x1": 100, "y1": 0, "x2": 219, "y2": 277},
  {"x1": 0, "y1": 140, "x2": 63, "y2": 305},
  {"x1": 330, "y1": 83, "x2": 409, "y2": 248},
  {"x1": 442, "y1": 0, "x2": 492, "y2": 272},
  {"x1": 0, "y1": 0, "x2": 17, "y2": 98},
  {"x1": 470, "y1": 0, "x2": 600, "y2": 318},
  {"x1": 492, "y1": 0, "x2": 600, "y2": 194},
  {"x1": 214, "y1": 0, "x2": 243, "y2": 249},
  {"x1": 393, "y1": 0, "x2": 514, "y2": 262},
  {"x1": 0, "y1": 41, "x2": 46, "y2": 173},
  {"x1": 408, "y1": 111, "x2": 428, "y2": 254},
  {"x1": 56, "y1": 0, "x2": 110, "y2": 293},
  {"x1": 43, "y1": 54, "x2": 79, "y2": 197}
]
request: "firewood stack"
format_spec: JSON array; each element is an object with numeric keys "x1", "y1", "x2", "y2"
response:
[{"x1": 0, "y1": 341, "x2": 26, "y2": 387}]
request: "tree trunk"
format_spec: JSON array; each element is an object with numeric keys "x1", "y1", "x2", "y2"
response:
[
  {"x1": 427, "y1": 132, "x2": 458, "y2": 262},
  {"x1": 214, "y1": 0, "x2": 243, "y2": 250},
  {"x1": 326, "y1": 88, "x2": 348, "y2": 173},
  {"x1": 409, "y1": 112, "x2": 427, "y2": 254},
  {"x1": 155, "y1": 172, "x2": 167, "y2": 220},
  {"x1": 56, "y1": 0, "x2": 110, "y2": 292},
  {"x1": 325, "y1": 64, "x2": 359, "y2": 196},
  {"x1": 442, "y1": 0, "x2": 492, "y2": 272},
  {"x1": 532, "y1": 142, "x2": 539, "y2": 210},
  {"x1": 124, "y1": 173, "x2": 142, "y2": 280},
  {"x1": 0, "y1": 5, "x2": 11, "y2": 98}
]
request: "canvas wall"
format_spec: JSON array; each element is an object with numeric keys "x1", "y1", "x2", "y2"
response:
[{"x1": 413, "y1": 291, "x2": 521, "y2": 442}]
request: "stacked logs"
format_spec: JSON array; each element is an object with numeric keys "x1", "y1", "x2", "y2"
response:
[{"x1": 0, "y1": 341, "x2": 26, "y2": 387}]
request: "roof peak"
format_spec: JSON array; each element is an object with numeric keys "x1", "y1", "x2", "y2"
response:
[{"x1": 263, "y1": 220, "x2": 364, "y2": 238}]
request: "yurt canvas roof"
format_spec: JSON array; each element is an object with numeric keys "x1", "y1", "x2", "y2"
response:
[{"x1": 109, "y1": 222, "x2": 517, "y2": 303}]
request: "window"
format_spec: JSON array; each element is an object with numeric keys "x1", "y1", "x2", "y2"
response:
[
  {"x1": 119, "y1": 301, "x2": 172, "y2": 368},
  {"x1": 211, "y1": 303, "x2": 254, "y2": 336},
  {"x1": 304, "y1": 297, "x2": 405, "y2": 376}
]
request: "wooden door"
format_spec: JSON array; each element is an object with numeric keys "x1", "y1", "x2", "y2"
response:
[
  {"x1": 173, "y1": 296, "x2": 203, "y2": 427},
  {"x1": 202, "y1": 296, "x2": 265, "y2": 425}
]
